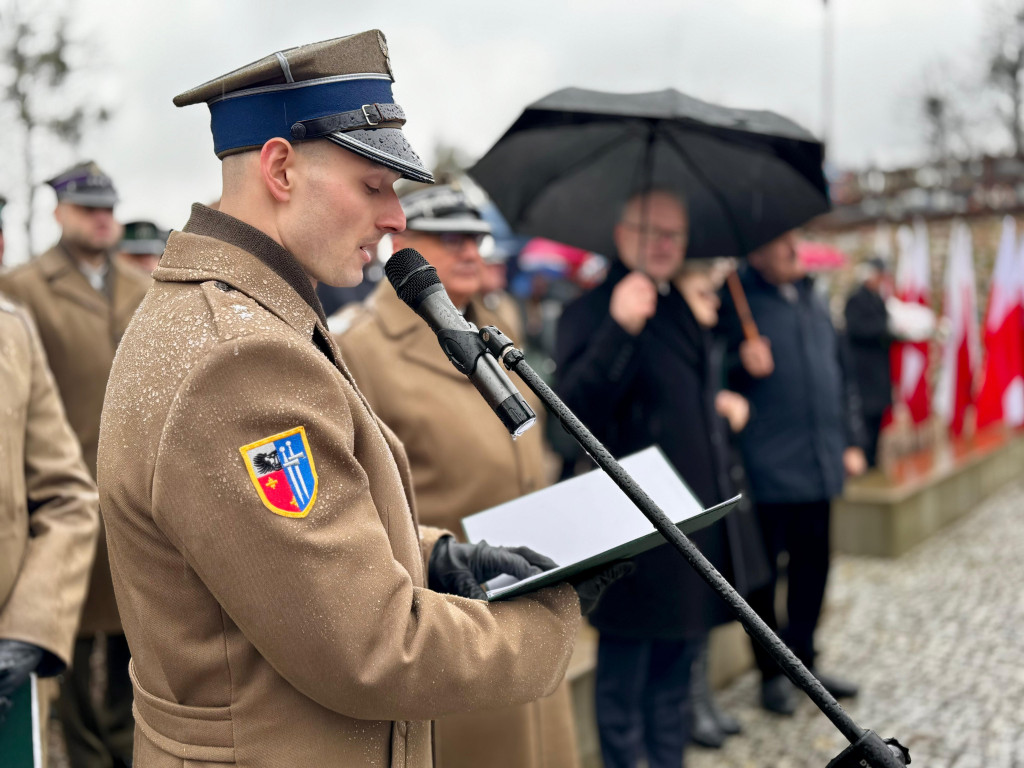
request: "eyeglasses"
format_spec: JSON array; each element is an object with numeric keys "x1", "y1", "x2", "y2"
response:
[
  {"x1": 621, "y1": 221, "x2": 688, "y2": 245},
  {"x1": 436, "y1": 232, "x2": 488, "y2": 251}
]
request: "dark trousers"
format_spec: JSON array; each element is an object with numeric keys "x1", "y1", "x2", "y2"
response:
[
  {"x1": 863, "y1": 413, "x2": 885, "y2": 468},
  {"x1": 59, "y1": 634, "x2": 134, "y2": 768},
  {"x1": 594, "y1": 634, "x2": 702, "y2": 768},
  {"x1": 747, "y1": 499, "x2": 831, "y2": 678}
]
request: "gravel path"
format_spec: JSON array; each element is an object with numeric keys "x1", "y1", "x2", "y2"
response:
[{"x1": 689, "y1": 478, "x2": 1024, "y2": 768}]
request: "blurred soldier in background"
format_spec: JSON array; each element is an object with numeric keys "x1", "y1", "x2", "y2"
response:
[
  {"x1": 0, "y1": 161, "x2": 149, "y2": 768},
  {"x1": 334, "y1": 184, "x2": 580, "y2": 768},
  {"x1": 0, "y1": 295, "x2": 99, "y2": 763},
  {"x1": 478, "y1": 238, "x2": 522, "y2": 335},
  {"x1": 117, "y1": 220, "x2": 169, "y2": 274}
]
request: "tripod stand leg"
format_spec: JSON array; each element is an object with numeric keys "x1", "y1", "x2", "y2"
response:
[{"x1": 827, "y1": 732, "x2": 911, "y2": 767}]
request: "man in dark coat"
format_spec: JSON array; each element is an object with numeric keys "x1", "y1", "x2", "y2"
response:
[
  {"x1": 844, "y1": 258, "x2": 893, "y2": 467},
  {"x1": 718, "y1": 231, "x2": 866, "y2": 715},
  {"x1": 556, "y1": 190, "x2": 747, "y2": 768}
]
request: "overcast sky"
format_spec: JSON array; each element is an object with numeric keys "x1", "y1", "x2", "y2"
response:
[{"x1": 1, "y1": 0, "x2": 992, "y2": 262}]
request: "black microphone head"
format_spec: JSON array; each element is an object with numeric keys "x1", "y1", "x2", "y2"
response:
[{"x1": 385, "y1": 248, "x2": 441, "y2": 306}]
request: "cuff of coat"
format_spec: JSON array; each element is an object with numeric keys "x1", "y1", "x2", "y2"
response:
[
  {"x1": 0, "y1": 632, "x2": 67, "y2": 678},
  {"x1": 419, "y1": 526, "x2": 454, "y2": 578}
]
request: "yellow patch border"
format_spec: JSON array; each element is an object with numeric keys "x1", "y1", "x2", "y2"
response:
[{"x1": 240, "y1": 426, "x2": 319, "y2": 518}]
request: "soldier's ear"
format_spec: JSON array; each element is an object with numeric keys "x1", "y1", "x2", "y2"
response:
[{"x1": 260, "y1": 138, "x2": 297, "y2": 203}]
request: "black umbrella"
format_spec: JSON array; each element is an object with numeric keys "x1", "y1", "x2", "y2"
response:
[{"x1": 469, "y1": 87, "x2": 830, "y2": 260}]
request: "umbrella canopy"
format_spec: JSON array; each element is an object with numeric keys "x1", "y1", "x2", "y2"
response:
[{"x1": 469, "y1": 87, "x2": 830, "y2": 259}]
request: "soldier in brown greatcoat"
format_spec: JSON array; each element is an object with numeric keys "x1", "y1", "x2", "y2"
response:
[
  {"x1": 333, "y1": 185, "x2": 580, "y2": 768},
  {"x1": 0, "y1": 162, "x2": 149, "y2": 768},
  {"x1": 0, "y1": 295, "x2": 99, "y2": 761},
  {"x1": 97, "y1": 32, "x2": 619, "y2": 767},
  {"x1": 117, "y1": 220, "x2": 169, "y2": 274}
]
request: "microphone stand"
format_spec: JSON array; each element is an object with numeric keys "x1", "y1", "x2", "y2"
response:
[{"x1": 477, "y1": 325, "x2": 911, "y2": 768}]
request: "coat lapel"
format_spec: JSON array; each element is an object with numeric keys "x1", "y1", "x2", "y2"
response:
[
  {"x1": 371, "y1": 282, "x2": 467, "y2": 382},
  {"x1": 37, "y1": 246, "x2": 109, "y2": 319},
  {"x1": 649, "y1": 289, "x2": 705, "y2": 373},
  {"x1": 109, "y1": 259, "x2": 151, "y2": 341}
]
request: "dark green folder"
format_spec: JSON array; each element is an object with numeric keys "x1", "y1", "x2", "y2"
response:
[
  {"x1": 483, "y1": 494, "x2": 741, "y2": 601},
  {"x1": 0, "y1": 674, "x2": 41, "y2": 768}
]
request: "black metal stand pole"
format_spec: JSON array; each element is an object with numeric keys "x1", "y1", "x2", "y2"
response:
[{"x1": 480, "y1": 327, "x2": 910, "y2": 767}]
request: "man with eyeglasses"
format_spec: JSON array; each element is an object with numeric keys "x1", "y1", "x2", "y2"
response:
[
  {"x1": 556, "y1": 188, "x2": 747, "y2": 768},
  {"x1": 332, "y1": 183, "x2": 581, "y2": 768}
]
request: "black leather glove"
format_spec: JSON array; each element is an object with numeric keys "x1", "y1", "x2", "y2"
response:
[
  {"x1": 572, "y1": 561, "x2": 635, "y2": 615},
  {"x1": 429, "y1": 537, "x2": 558, "y2": 599},
  {"x1": 0, "y1": 639, "x2": 44, "y2": 698}
]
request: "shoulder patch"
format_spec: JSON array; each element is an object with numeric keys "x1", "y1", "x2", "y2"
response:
[{"x1": 240, "y1": 426, "x2": 318, "y2": 518}]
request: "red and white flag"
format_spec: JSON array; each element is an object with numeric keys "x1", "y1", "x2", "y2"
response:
[
  {"x1": 890, "y1": 220, "x2": 932, "y2": 424},
  {"x1": 976, "y1": 216, "x2": 1024, "y2": 428},
  {"x1": 934, "y1": 220, "x2": 980, "y2": 436}
]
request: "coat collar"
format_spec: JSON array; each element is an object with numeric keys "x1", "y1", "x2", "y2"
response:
[
  {"x1": 743, "y1": 264, "x2": 814, "y2": 300},
  {"x1": 35, "y1": 243, "x2": 109, "y2": 316},
  {"x1": 368, "y1": 279, "x2": 493, "y2": 382},
  {"x1": 154, "y1": 206, "x2": 323, "y2": 346}
]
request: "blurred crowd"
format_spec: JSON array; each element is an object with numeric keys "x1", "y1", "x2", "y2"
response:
[{"x1": 0, "y1": 157, "x2": 907, "y2": 768}]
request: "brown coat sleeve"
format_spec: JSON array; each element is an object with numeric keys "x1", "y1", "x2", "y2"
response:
[
  {"x1": 152, "y1": 335, "x2": 579, "y2": 722},
  {"x1": 418, "y1": 525, "x2": 451, "y2": 579},
  {"x1": 0, "y1": 308, "x2": 99, "y2": 673}
]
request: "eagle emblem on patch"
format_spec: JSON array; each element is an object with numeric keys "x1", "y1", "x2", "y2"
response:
[{"x1": 240, "y1": 427, "x2": 318, "y2": 518}]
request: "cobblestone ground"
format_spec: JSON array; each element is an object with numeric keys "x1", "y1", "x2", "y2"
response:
[{"x1": 689, "y1": 478, "x2": 1024, "y2": 768}]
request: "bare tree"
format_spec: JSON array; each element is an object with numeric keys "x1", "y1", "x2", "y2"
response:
[
  {"x1": 431, "y1": 141, "x2": 473, "y2": 185},
  {"x1": 912, "y1": 61, "x2": 977, "y2": 163},
  {"x1": 0, "y1": 0, "x2": 111, "y2": 256},
  {"x1": 984, "y1": 1, "x2": 1024, "y2": 156}
]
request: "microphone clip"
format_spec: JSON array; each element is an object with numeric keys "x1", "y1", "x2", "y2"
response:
[
  {"x1": 479, "y1": 326, "x2": 519, "y2": 370},
  {"x1": 437, "y1": 327, "x2": 489, "y2": 376}
]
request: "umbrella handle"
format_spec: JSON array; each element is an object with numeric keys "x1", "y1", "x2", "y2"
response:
[{"x1": 726, "y1": 270, "x2": 760, "y2": 342}]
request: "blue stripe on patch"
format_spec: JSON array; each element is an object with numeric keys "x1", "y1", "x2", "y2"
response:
[{"x1": 273, "y1": 434, "x2": 316, "y2": 511}]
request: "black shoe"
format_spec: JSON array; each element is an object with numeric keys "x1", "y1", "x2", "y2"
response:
[
  {"x1": 689, "y1": 698, "x2": 726, "y2": 748},
  {"x1": 812, "y1": 669, "x2": 859, "y2": 699},
  {"x1": 760, "y1": 676, "x2": 798, "y2": 716},
  {"x1": 711, "y1": 704, "x2": 742, "y2": 736}
]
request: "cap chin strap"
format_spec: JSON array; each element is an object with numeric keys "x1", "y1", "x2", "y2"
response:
[{"x1": 290, "y1": 103, "x2": 406, "y2": 140}]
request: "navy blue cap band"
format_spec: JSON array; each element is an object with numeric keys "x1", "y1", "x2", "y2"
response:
[{"x1": 209, "y1": 77, "x2": 396, "y2": 156}]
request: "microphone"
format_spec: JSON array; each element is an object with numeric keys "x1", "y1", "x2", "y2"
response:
[{"x1": 385, "y1": 248, "x2": 537, "y2": 437}]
